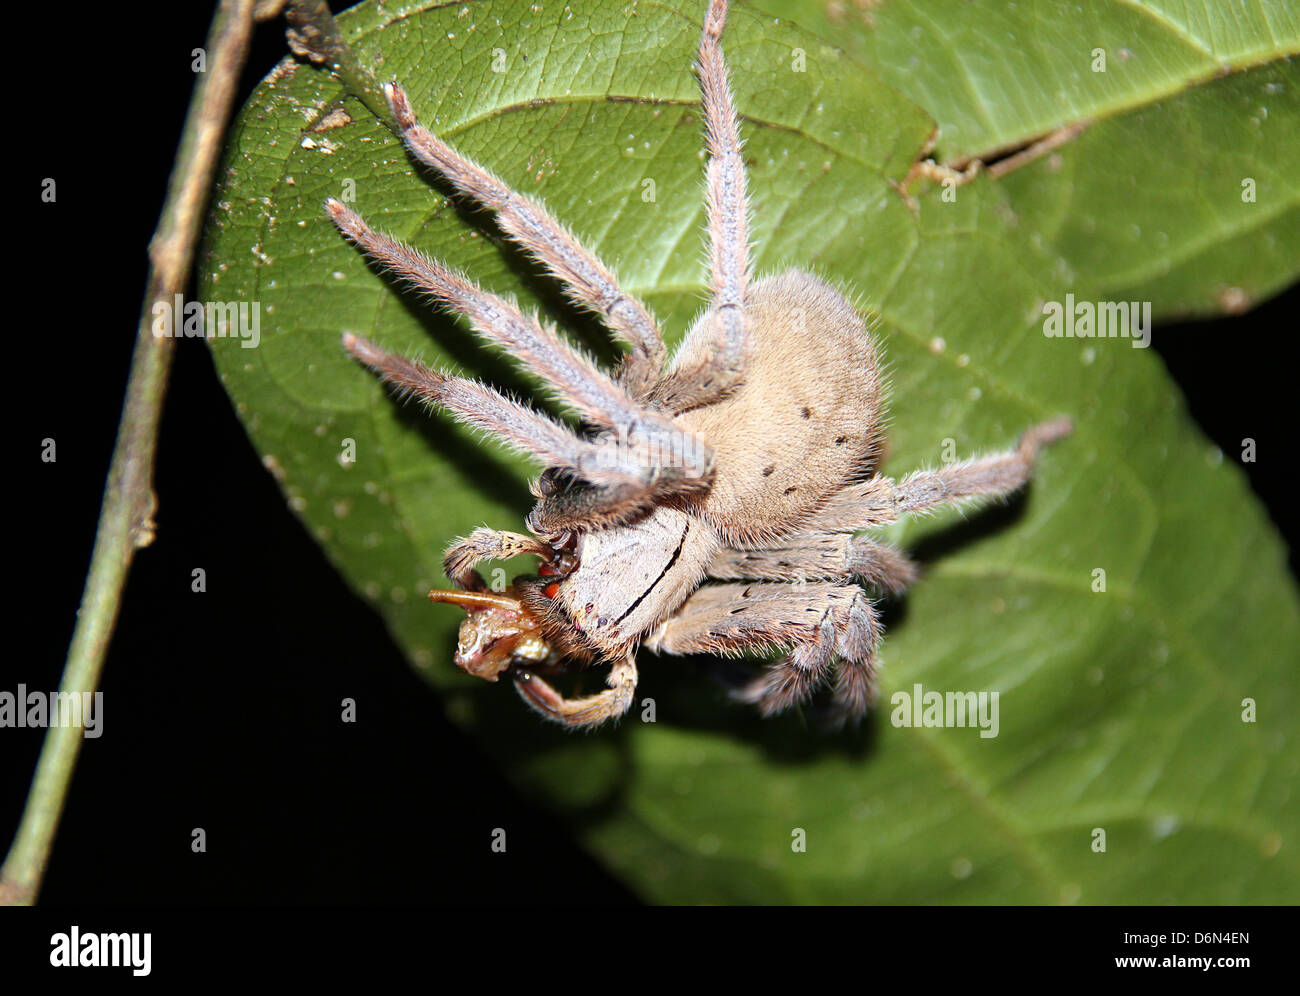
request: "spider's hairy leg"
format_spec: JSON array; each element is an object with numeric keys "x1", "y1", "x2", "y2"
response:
[
  {"x1": 646, "y1": 581, "x2": 882, "y2": 722},
  {"x1": 700, "y1": 0, "x2": 750, "y2": 321},
  {"x1": 342, "y1": 332, "x2": 651, "y2": 489},
  {"x1": 661, "y1": 0, "x2": 754, "y2": 410},
  {"x1": 528, "y1": 475, "x2": 706, "y2": 536},
  {"x1": 800, "y1": 417, "x2": 1074, "y2": 533},
  {"x1": 382, "y1": 84, "x2": 665, "y2": 396},
  {"x1": 443, "y1": 528, "x2": 554, "y2": 590},
  {"x1": 892, "y1": 416, "x2": 1074, "y2": 518},
  {"x1": 513, "y1": 651, "x2": 638, "y2": 728},
  {"x1": 707, "y1": 534, "x2": 918, "y2": 596},
  {"x1": 328, "y1": 200, "x2": 678, "y2": 441}
]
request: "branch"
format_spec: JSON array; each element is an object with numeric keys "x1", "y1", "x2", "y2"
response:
[{"x1": 0, "y1": 0, "x2": 263, "y2": 907}]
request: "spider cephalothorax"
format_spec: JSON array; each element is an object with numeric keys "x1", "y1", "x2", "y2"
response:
[{"x1": 331, "y1": 0, "x2": 1070, "y2": 727}]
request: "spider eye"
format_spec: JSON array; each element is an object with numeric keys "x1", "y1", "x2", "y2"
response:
[{"x1": 536, "y1": 468, "x2": 561, "y2": 497}]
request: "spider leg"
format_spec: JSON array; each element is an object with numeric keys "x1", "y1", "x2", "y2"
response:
[
  {"x1": 526, "y1": 475, "x2": 710, "y2": 536},
  {"x1": 343, "y1": 332, "x2": 653, "y2": 488},
  {"x1": 646, "y1": 581, "x2": 882, "y2": 722},
  {"x1": 799, "y1": 417, "x2": 1073, "y2": 532},
  {"x1": 329, "y1": 199, "x2": 679, "y2": 439},
  {"x1": 707, "y1": 534, "x2": 918, "y2": 596},
  {"x1": 443, "y1": 528, "x2": 553, "y2": 590},
  {"x1": 382, "y1": 84, "x2": 665, "y2": 395},
  {"x1": 513, "y1": 651, "x2": 638, "y2": 728},
  {"x1": 699, "y1": 0, "x2": 750, "y2": 323},
  {"x1": 655, "y1": 0, "x2": 753, "y2": 412}
]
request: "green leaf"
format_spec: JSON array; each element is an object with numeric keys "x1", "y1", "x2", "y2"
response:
[
  {"x1": 751, "y1": 0, "x2": 1300, "y2": 318},
  {"x1": 201, "y1": 0, "x2": 1299, "y2": 903},
  {"x1": 995, "y1": 58, "x2": 1300, "y2": 318},
  {"x1": 752, "y1": 0, "x2": 1300, "y2": 160}
]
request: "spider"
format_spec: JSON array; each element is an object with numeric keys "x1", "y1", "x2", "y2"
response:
[{"x1": 329, "y1": 0, "x2": 1071, "y2": 728}]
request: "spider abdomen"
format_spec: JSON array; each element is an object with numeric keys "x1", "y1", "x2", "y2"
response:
[{"x1": 676, "y1": 270, "x2": 885, "y2": 546}]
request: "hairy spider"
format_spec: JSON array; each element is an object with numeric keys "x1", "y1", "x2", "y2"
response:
[{"x1": 330, "y1": 0, "x2": 1070, "y2": 728}]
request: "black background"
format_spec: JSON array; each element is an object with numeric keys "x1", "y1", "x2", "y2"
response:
[{"x1": 8, "y1": 2, "x2": 1296, "y2": 907}]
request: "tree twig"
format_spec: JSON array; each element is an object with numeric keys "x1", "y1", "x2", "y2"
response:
[{"x1": 0, "y1": 0, "x2": 262, "y2": 907}]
